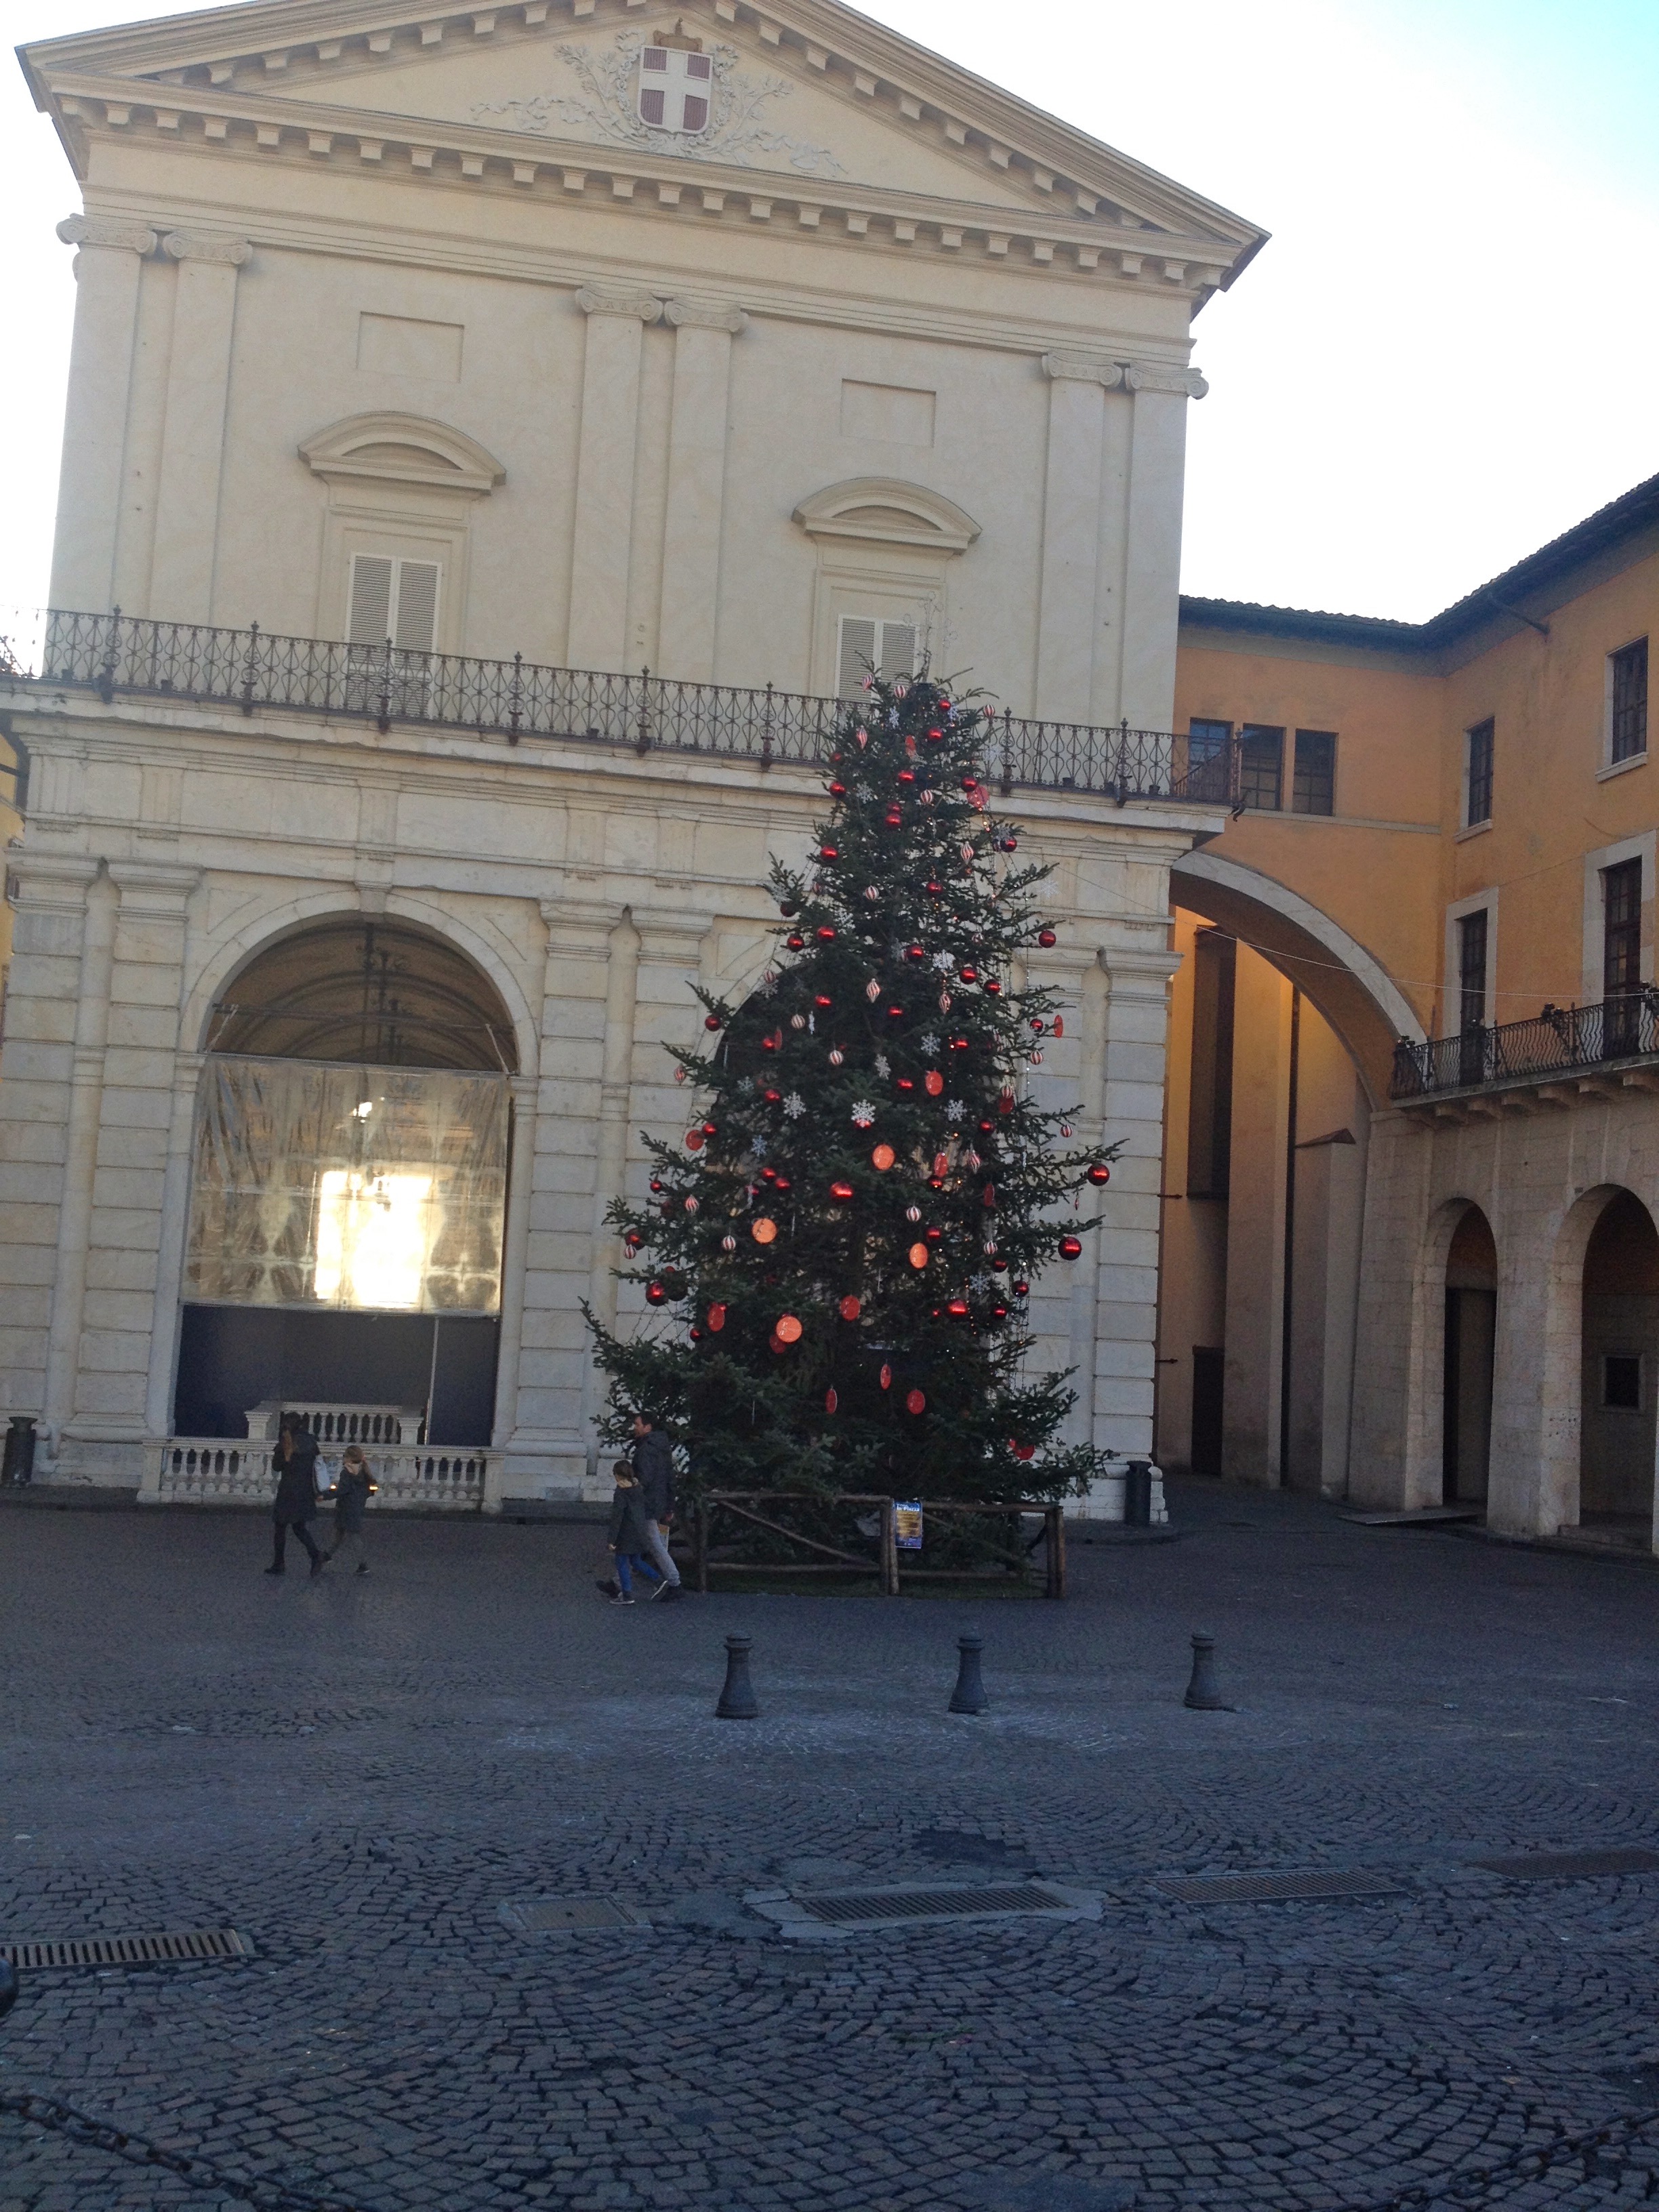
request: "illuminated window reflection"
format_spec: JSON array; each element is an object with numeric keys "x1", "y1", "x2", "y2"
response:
[{"x1": 314, "y1": 1170, "x2": 434, "y2": 1309}]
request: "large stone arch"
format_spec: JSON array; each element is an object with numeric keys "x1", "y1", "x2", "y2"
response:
[
  {"x1": 182, "y1": 889, "x2": 541, "y2": 1078},
  {"x1": 1172, "y1": 851, "x2": 1423, "y2": 1105}
]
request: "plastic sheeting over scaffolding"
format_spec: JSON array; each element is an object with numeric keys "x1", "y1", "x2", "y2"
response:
[{"x1": 184, "y1": 1057, "x2": 508, "y2": 1313}]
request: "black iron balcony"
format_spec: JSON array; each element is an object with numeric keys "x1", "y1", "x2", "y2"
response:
[
  {"x1": 1391, "y1": 991, "x2": 1659, "y2": 1101},
  {"x1": 2, "y1": 609, "x2": 1236, "y2": 808}
]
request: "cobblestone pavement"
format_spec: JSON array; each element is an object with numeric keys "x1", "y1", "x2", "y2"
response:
[{"x1": 4, "y1": 1480, "x2": 1659, "y2": 2211}]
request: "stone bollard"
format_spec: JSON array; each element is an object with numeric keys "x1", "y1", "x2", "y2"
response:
[
  {"x1": 1183, "y1": 1631, "x2": 1231, "y2": 1711},
  {"x1": 949, "y1": 1632, "x2": 989, "y2": 1715},
  {"x1": 715, "y1": 1633, "x2": 759, "y2": 1719}
]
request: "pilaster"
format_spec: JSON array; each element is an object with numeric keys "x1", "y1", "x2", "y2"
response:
[
  {"x1": 659, "y1": 296, "x2": 746, "y2": 683},
  {"x1": 1118, "y1": 365, "x2": 1206, "y2": 733},
  {"x1": 1033, "y1": 353, "x2": 1119, "y2": 725},
  {"x1": 150, "y1": 230, "x2": 251, "y2": 623},
  {"x1": 50, "y1": 215, "x2": 157, "y2": 613},
  {"x1": 567, "y1": 284, "x2": 662, "y2": 672}
]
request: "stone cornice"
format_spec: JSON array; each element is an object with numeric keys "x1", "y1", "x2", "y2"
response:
[
  {"x1": 20, "y1": 0, "x2": 1265, "y2": 276},
  {"x1": 55, "y1": 212, "x2": 156, "y2": 253},
  {"x1": 41, "y1": 70, "x2": 1235, "y2": 297},
  {"x1": 162, "y1": 226, "x2": 251, "y2": 263}
]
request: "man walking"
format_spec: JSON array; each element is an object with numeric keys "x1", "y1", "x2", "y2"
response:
[
  {"x1": 266, "y1": 1412, "x2": 326, "y2": 1577},
  {"x1": 630, "y1": 1412, "x2": 682, "y2": 1601}
]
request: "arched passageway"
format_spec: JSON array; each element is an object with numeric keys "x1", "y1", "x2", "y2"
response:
[
  {"x1": 1443, "y1": 1204, "x2": 1496, "y2": 1505},
  {"x1": 178, "y1": 917, "x2": 516, "y2": 1446},
  {"x1": 1579, "y1": 1190, "x2": 1659, "y2": 1539}
]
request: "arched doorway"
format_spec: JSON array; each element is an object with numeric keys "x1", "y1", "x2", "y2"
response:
[
  {"x1": 1579, "y1": 1190, "x2": 1659, "y2": 1541},
  {"x1": 175, "y1": 918, "x2": 518, "y2": 1446},
  {"x1": 1443, "y1": 1205, "x2": 1496, "y2": 1505}
]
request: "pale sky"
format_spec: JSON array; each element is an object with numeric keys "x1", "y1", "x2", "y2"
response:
[{"x1": 4, "y1": 0, "x2": 1656, "y2": 623}]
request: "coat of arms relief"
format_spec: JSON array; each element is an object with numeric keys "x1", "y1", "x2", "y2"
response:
[{"x1": 472, "y1": 30, "x2": 846, "y2": 179}]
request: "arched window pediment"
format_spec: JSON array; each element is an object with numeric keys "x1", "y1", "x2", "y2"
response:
[
  {"x1": 299, "y1": 413, "x2": 507, "y2": 497},
  {"x1": 792, "y1": 477, "x2": 981, "y2": 555}
]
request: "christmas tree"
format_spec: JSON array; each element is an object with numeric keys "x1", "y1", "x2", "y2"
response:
[{"x1": 585, "y1": 668, "x2": 1121, "y2": 1507}]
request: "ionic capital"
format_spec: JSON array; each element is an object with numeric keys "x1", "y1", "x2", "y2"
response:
[
  {"x1": 1042, "y1": 351, "x2": 1124, "y2": 388},
  {"x1": 575, "y1": 283, "x2": 663, "y2": 323},
  {"x1": 162, "y1": 229, "x2": 252, "y2": 266},
  {"x1": 56, "y1": 213, "x2": 157, "y2": 255},
  {"x1": 1124, "y1": 360, "x2": 1208, "y2": 400},
  {"x1": 665, "y1": 295, "x2": 747, "y2": 335}
]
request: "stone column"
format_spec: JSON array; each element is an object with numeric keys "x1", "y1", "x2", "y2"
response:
[
  {"x1": 50, "y1": 216, "x2": 157, "y2": 613},
  {"x1": 1033, "y1": 353, "x2": 1119, "y2": 725},
  {"x1": 1118, "y1": 364, "x2": 1206, "y2": 733},
  {"x1": 0, "y1": 857, "x2": 103, "y2": 1437},
  {"x1": 39, "y1": 867, "x2": 119, "y2": 1443},
  {"x1": 658, "y1": 297, "x2": 745, "y2": 683},
  {"x1": 504, "y1": 899, "x2": 626, "y2": 1497},
  {"x1": 149, "y1": 230, "x2": 251, "y2": 624},
  {"x1": 485, "y1": 1073, "x2": 539, "y2": 1510},
  {"x1": 69, "y1": 863, "x2": 201, "y2": 1476},
  {"x1": 567, "y1": 285, "x2": 662, "y2": 672},
  {"x1": 1092, "y1": 943, "x2": 1184, "y2": 1458},
  {"x1": 141, "y1": 1048, "x2": 205, "y2": 1459}
]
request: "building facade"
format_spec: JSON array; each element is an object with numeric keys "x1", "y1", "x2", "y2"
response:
[
  {"x1": 1, "y1": 0, "x2": 1261, "y2": 1506},
  {"x1": 1158, "y1": 476, "x2": 1659, "y2": 1554}
]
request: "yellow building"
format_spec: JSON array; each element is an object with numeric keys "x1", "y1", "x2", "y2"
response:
[{"x1": 1161, "y1": 473, "x2": 1659, "y2": 1550}]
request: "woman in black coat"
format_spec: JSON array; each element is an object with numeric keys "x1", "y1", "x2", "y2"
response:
[{"x1": 267, "y1": 1414, "x2": 327, "y2": 1577}]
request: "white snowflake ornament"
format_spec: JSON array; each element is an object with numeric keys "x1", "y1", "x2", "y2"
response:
[
  {"x1": 783, "y1": 1092, "x2": 806, "y2": 1118},
  {"x1": 874, "y1": 1052, "x2": 890, "y2": 1079},
  {"x1": 947, "y1": 1100, "x2": 966, "y2": 1120},
  {"x1": 851, "y1": 1100, "x2": 877, "y2": 1128}
]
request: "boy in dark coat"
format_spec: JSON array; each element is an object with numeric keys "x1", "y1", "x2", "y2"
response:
[
  {"x1": 598, "y1": 1460, "x2": 665, "y2": 1605},
  {"x1": 327, "y1": 1444, "x2": 376, "y2": 1574},
  {"x1": 267, "y1": 1413, "x2": 326, "y2": 1576}
]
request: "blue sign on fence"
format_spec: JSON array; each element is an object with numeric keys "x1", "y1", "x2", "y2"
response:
[{"x1": 894, "y1": 1502, "x2": 923, "y2": 1551}]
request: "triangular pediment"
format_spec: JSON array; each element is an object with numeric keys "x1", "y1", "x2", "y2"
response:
[{"x1": 24, "y1": 0, "x2": 1264, "y2": 262}]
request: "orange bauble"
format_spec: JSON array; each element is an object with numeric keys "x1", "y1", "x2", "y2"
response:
[
  {"x1": 751, "y1": 1217, "x2": 778, "y2": 1244},
  {"x1": 907, "y1": 1242, "x2": 929, "y2": 1269},
  {"x1": 775, "y1": 1313, "x2": 803, "y2": 1343},
  {"x1": 924, "y1": 1070, "x2": 944, "y2": 1096},
  {"x1": 838, "y1": 1294, "x2": 861, "y2": 1321},
  {"x1": 871, "y1": 1143, "x2": 896, "y2": 1170}
]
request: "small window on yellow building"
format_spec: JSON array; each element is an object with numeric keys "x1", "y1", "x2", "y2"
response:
[
  {"x1": 1292, "y1": 731, "x2": 1335, "y2": 815},
  {"x1": 1238, "y1": 725, "x2": 1283, "y2": 811},
  {"x1": 1611, "y1": 639, "x2": 1648, "y2": 764},
  {"x1": 1465, "y1": 718, "x2": 1494, "y2": 827}
]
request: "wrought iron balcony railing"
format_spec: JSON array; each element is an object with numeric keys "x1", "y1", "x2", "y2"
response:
[
  {"x1": 1, "y1": 608, "x2": 1235, "y2": 808},
  {"x1": 1390, "y1": 991, "x2": 1659, "y2": 1101}
]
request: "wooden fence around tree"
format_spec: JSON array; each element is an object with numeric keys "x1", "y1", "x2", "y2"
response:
[{"x1": 690, "y1": 1492, "x2": 1066, "y2": 1598}]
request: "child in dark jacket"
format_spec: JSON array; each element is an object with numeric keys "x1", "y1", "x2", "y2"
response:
[{"x1": 600, "y1": 1461, "x2": 666, "y2": 1605}]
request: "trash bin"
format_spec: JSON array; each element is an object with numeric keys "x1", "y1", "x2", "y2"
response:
[
  {"x1": 2, "y1": 1415, "x2": 37, "y2": 1487},
  {"x1": 1123, "y1": 1457, "x2": 1153, "y2": 1528}
]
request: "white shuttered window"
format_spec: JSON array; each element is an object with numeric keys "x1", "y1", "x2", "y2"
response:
[
  {"x1": 836, "y1": 615, "x2": 916, "y2": 700},
  {"x1": 346, "y1": 554, "x2": 442, "y2": 653}
]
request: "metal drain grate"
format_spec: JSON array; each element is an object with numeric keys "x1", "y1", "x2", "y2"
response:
[
  {"x1": 1474, "y1": 1847, "x2": 1659, "y2": 1881},
  {"x1": 1152, "y1": 1869, "x2": 1404, "y2": 1904},
  {"x1": 795, "y1": 1883, "x2": 1071, "y2": 1925},
  {"x1": 1, "y1": 1927, "x2": 252, "y2": 1970}
]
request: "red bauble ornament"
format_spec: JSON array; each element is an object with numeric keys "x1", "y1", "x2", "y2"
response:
[
  {"x1": 815, "y1": 993, "x2": 832, "y2": 1008},
  {"x1": 927, "y1": 726, "x2": 944, "y2": 741},
  {"x1": 690, "y1": 1326, "x2": 703, "y2": 1341},
  {"x1": 762, "y1": 1088, "x2": 782, "y2": 1105},
  {"x1": 817, "y1": 926, "x2": 837, "y2": 942},
  {"x1": 819, "y1": 845, "x2": 838, "y2": 860},
  {"x1": 645, "y1": 1282, "x2": 668, "y2": 1305},
  {"x1": 685, "y1": 1129, "x2": 704, "y2": 1150},
  {"x1": 707, "y1": 1303, "x2": 726, "y2": 1330},
  {"x1": 1038, "y1": 928, "x2": 1057, "y2": 948},
  {"x1": 704, "y1": 1014, "x2": 722, "y2": 1031},
  {"x1": 924, "y1": 1070, "x2": 944, "y2": 1096},
  {"x1": 905, "y1": 1388, "x2": 926, "y2": 1414},
  {"x1": 830, "y1": 1180, "x2": 855, "y2": 1203},
  {"x1": 906, "y1": 943, "x2": 925, "y2": 962},
  {"x1": 1012, "y1": 1442, "x2": 1036, "y2": 1463},
  {"x1": 960, "y1": 966, "x2": 979, "y2": 984},
  {"x1": 899, "y1": 769, "x2": 916, "y2": 785},
  {"x1": 787, "y1": 933, "x2": 805, "y2": 951},
  {"x1": 880, "y1": 1363, "x2": 893, "y2": 1389},
  {"x1": 991, "y1": 1303, "x2": 1008, "y2": 1321},
  {"x1": 649, "y1": 1178, "x2": 664, "y2": 1193},
  {"x1": 924, "y1": 1225, "x2": 943, "y2": 1245},
  {"x1": 1030, "y1": 1019, "x2": 1045, "y2": 1036},
  {"x1": 925, "y1": 880, "x2": 943, "y2": 896},
  {"x1": 828, "y1": 781, "x2": 846, "y2": 796},
  {"x1": 884, "y1": 811, "x2": 903, "y2": 829},
  {"x1": 985, "y1": 979, "x2": 1002, "y2": 996},
  {"x1": 998, "y1": 1091, "x2": 1015, "y2": 1115},
  {"x1": 1086, "y1": 1162, "x2": 1111, "y2": 1186},
  {"x1": 1013, "y1": 1279, "x2": 1030, "y2": 1296},
  {"x1": 772, "y1": 1176, "x2": 791, "y2": 1193},
  {"x1": 768, "y1": 1332, "x2": 785, "y2": 1353},
  {"x1": 946, "y1": 1298, "x2": 969, "y2": 1319},
  {"x1": 960, "y1": 776, "x2": 977, "y2": 793},
  {"x1": 1059, "y1": 1235, "x2": 1083, "y2": 1259},
  {"x1": 886, "y1": 1004, "x2": 904, "y2": 1021},
  {"x1": 825, "y1": 1387, "x2": 839, "y2": 1413},
  {"x1": 897, "y1": 1077, "x2": 915, "y2": 1093},
  {"x1": 839, "y1": 1294, "x2": 862, "y2": 1321}
]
